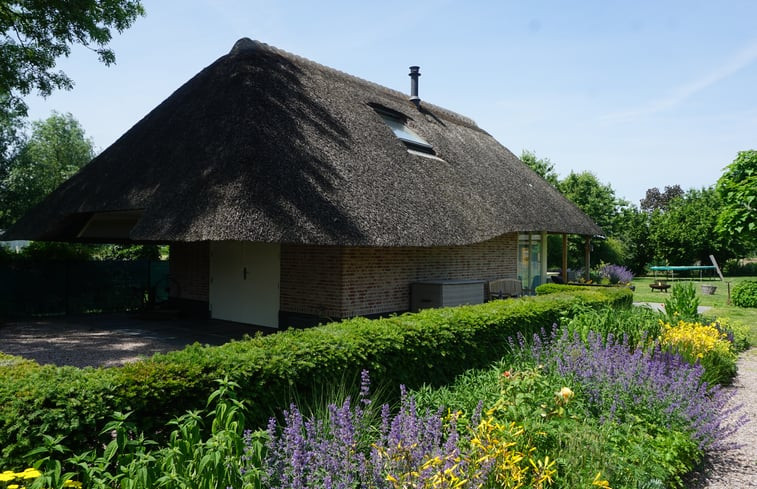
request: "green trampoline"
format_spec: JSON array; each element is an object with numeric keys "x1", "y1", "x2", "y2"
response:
[{"x1": 649, "y1": 264, "x2": 719, "y2": 281}]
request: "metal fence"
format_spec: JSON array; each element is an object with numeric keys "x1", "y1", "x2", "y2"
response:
[{"x1": 0, "y1": 260, "x2": 169, "y2": 319}]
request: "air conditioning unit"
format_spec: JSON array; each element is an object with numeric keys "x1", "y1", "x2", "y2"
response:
[{"x1": 410, "y1": 280, "x2": 485, "y2": 312}]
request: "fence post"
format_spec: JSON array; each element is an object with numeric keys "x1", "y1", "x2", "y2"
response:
[{"x1": 64, "y1": 261, "x2": 70, "y2": 315}]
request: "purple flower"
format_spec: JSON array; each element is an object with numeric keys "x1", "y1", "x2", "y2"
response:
[
  {"x1": 255, "y1": 374, "x2": 493, "y2": 488},
  {"x1": 599, "y1": 264, "x2": 634, "y2": 284},
  {"x1": 530, "y1": 327, "x2": 744, "y2": 451}
]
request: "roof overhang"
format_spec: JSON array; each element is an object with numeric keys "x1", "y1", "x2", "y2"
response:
[{"x1": 77, "y1": 210, "x2": 143, "y2": 240}]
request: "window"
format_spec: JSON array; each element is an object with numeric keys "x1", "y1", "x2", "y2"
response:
[
  {"x1": 517, "y1": 233, "x2": 547, "y2": 294},
  {"x1": 371, "y1": 105, "x2": 435, "y2": 155}
]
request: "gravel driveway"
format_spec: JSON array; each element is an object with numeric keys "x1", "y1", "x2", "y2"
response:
[{"x1": 0, "y1": 313, "x2": 270, "y2": 368}]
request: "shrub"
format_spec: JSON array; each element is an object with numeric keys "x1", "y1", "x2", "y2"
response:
[
  {"x1": 732, "y1": 280, "x2": 757, "y2": 308},
  {"x1": 534, "y1": 283, "x2": 634, "y2": 305},
  {"x1": 722, "y1": 259, "x2": 757, "y2": 277},
  {"x1": 711, "y1": 317, "x2": 751, "y2": 352},
  {"x1": 0, "y1": 245, "x2": 14, "y2": 265},
  {"x1": 412, "y1": 344, "x2": 722, "y2": 489},
  {"x1": 662, "y1": 282, "x2": 700, "y2": 322},
  {"x1": 599, "y1": 263, "x2": 634, "y2": 284},
  {"x1": 561, "y1": 304, "x2": 661, "y2": 348},
  {"x1": 0, "y1": 288, "x2": 632, "y2": 467},
  {"x1": 262, "y1": 373, "x2": 556, "y2": 489},
  {"x1": 18, "y1": 242, "x2": 95, "y2": 261},
  {"x1": 530, "y1": 328, "x2": 744, "y2": 452},
  {"x1": 30, "y1": 379, "x2": 262, "y2": 489},
  {"x1": 660, "y1": 320, "x2": 738, "y2": 385}
]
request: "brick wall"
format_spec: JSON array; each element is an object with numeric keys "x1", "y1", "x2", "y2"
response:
[
  {"x1": 169, "y1": 241, "x2": 209, "y2": 302},
  {"x1": 280, "y1": 245, "x2": 344, "y2": 319},
  {"x1": 280, "y1": 234, "x2": 517, "y2": 319},
  {"x1": 341, "y1": 234, "x2": 517, "y2": 316}
]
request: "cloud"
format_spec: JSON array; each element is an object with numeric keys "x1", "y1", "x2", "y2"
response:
[{"x1": 602, "y1": 40, "x2": 757, "y2": 124}]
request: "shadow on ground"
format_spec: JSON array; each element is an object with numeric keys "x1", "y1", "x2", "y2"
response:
[{"x1": 0, "y1": 313, "x2": 272, "y2": 368}]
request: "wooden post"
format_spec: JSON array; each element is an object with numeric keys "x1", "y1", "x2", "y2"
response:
[
  {"x1": 540, "y1": 231, "x2": 548, "y2": 287},
  {"x1": 584, "y1": 236, "x2": 591, "y2": 281},
  {"x1": 561, "y1": 233, "x2": 568, "y2": 283}
]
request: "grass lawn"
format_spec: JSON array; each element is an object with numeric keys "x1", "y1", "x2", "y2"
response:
[{"x1": 632, "y1": 275, "x2": 757, "y2": 344}]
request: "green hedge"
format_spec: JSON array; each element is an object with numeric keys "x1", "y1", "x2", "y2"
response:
[
  {"x1": 535, "y1": 283, "x2": 635, "y2": 304},
  {"x1": 0, "y1": 288, "x2": 631, "y2": 467}
]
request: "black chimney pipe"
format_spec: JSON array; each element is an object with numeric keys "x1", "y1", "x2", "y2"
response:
[{"x1": 409, "y1": 66, "x2": 420, "y2": 108}]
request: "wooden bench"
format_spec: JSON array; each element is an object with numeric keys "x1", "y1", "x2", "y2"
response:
[
  {"x1": 488, "y1": 278, "x2": 523, "y2": 300},
  {"x1": 649, "y1": 281, "x2": 670, "y2": 292}
]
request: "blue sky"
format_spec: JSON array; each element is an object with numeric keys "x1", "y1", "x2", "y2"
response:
[{"x1": 24, "y1": 0, "x2": 757, "y2": 206}]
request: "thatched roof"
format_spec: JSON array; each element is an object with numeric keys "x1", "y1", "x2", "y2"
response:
[{"x1": 5, "y1": 38, "x2": 602, "y2": 246}]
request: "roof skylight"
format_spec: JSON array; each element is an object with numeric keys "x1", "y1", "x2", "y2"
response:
[{"x1": 372, "y1": 106, "x2": 435, "y2": 155}]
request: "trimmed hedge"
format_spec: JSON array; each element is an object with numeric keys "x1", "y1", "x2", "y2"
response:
[
  {"x1": 535, "y1": 282, "x2": 635, "y2": 300},
  {"x1": 0, "y1": 287, "x2": 631, "y2": 467}
]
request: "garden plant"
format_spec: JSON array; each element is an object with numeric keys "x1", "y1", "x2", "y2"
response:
[{"x1": 0, "y1": 287, "x2": 750, "y2": 488}]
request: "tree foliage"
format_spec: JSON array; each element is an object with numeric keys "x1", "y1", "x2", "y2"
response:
[
  {"x1": 649, "y1": 187, "x2": 734, "y2": 265},
  {"x1": 0, "y1": 0, "x2": 144, "y2": 118},
  {"x1": 612, "y1": 205, "x2": 652, "y2": 274},
  {"x1": 0, "y1": 111, "x2": 94, "y2": 227},
  {"x1": 716, "y1": 150, "x2": 757, "y2": 251},
  {"x1": 520, "y1": 149, "x2": 559, "y2": 187},
  {"x1": 558, "y1": 171, "x2": 621, "y2": 235},
  {"x1": 640, "y1": 185, "x2": 683, "y2": 212},
  {"x1": 528, "y1": 149, "x2": 750, "y2": 273},
  {"x1": 0, "y1": 103, "x2": 25, "y2": 185}
]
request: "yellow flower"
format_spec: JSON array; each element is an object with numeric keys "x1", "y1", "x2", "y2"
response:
[
  {"x1": 20, "y1": 468, "x2": 41, "y2": 479},
  {"x1": 660, "y1": 319, "x2": 734, "y2": 364},
  {"x1": 0, "y1": 471, "x2": 16, "y2": 482},
  {"x1": 592, "y1": 471, "x2": 612, "y2": 487},
  {"x1": 556, "y1": 386, "x2": 574, "y2": 403}
]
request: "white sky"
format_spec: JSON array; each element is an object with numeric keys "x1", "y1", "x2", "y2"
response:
[{"x1": 23, "y1": 0, "x2": 757, "y2": 206}]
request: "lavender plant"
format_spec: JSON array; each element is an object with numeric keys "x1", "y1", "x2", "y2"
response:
[
  {"x1": 530, "y1": 328, "x2": 746, "y2": 451},
  {"x1": 599, "y1": 264, "x2": 634, "y2": 285},
  {"x1": 258, "y1": 371, "x2": 550, "y2": 489}
]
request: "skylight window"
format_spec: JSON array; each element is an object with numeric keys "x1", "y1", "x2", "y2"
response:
[{"x1": 372, "y1": 106, "x2": 435, "y2": 155}]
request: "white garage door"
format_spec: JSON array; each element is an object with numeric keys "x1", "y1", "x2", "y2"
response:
[{"x1": 209, "y1": 241, "x2": 280, "y2": 328}]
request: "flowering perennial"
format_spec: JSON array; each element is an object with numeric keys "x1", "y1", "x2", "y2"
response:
[
  {"x1": 660, "y1": 320, "x2": 734, "y2": 360},
  {"x1": 258, "y1": 372, "x2": 556, "y2": 488},
  {"x1": 530, "y1": 328, "x2": 746, "y2": 450},
  {"x1": 0, "y1": 468, "x2": 81, "y2": 489},
  {"x1": 598, "y1": 264, "x2": 634, "y2": 285}
]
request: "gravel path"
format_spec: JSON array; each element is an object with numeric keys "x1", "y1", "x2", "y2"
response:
[
  {"x1": 687, "y1": 348, "x2": 757, "y2": 488},
  {"x1": 0, "y1": 313, "x2": 267, "y2": 368}
]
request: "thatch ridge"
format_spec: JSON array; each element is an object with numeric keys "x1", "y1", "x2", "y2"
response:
[{"x1": 5, "y1": 38, "x2": 602, "y2": 246}]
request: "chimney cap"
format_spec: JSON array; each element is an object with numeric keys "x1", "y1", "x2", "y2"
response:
[{"x1": 409, "y1": 66, "x2": 421, "y2": 108}]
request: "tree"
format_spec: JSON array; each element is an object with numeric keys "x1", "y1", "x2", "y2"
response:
[
  {"x1": 0, "y1": 0, "x2": 144, "y2": 119},
  {"x1": 640, "y1": 185, "x2": 683, "y2": 212},
  {"x1": 0, "y1": 111, "x2": 94, "y2": 227},
  {"x1": 716, "y1": 150, "x2": 757, "y2": 252},
  {"x1": 649, "y1": 187, "x2": 736, "y2": 266},
  {"x1": 558, "y1": 171, "x2": 621, "y2": 236},
  {"x1": 520, "y1": 150, "x2": 559, "y2": 187},
  {"x1": 0, "y1": 101, "x2": 25, "y2": 186},
  {"x1": 613, "y1": 204, "x2": 652, "y2": 274},
  {"x1": 552, "y1": 171, "x2": 627, "y2": 268}
]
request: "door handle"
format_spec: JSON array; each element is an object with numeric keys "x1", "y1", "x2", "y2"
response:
[{"x1": 243, "y1": 267, "x2": 247, "y2": 280}]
